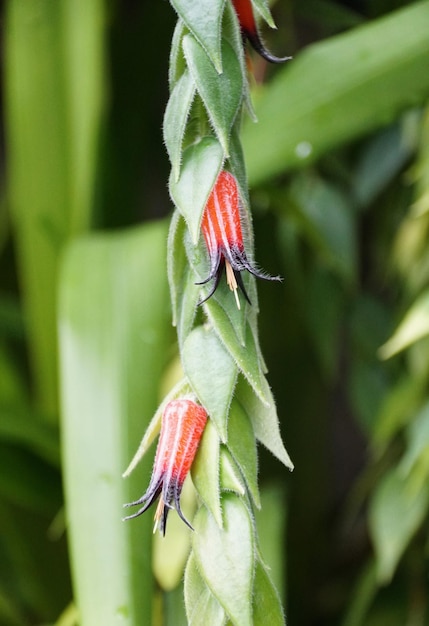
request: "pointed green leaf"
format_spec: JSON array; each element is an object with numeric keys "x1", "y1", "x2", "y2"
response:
[
  {"x1": 192, "y1": 494, "x2": 254, "y2": 626},
  {"x1": 171, "y1": 0, "x2": 226, "y2": 72},
  {"x1": 253, "y1": 560, "x2": 285, "y2": 626},
  {"x1": 164, "y1": 71, "x2": 196, "y2": 182},
  {"x1": 236, "y1": 376, "x2": 293, "y2": 470},
  {"x1": 169, "y1": 18, "x2": 188, "y2": 89},
  {"x1": 167, "y1": 210, "x2": 199, "y2": 344},
  {"x1": 243, "y1": 1, "x2": 429, "y2": 185},
  {"x1": 209, "y1": 315, "x2": 269, "y2": 406},
  {"x1": 379, "y1": 290, "x2": 429, "y2": 359},
  {"x1": 219, "y1": 447, "x2": 246, "y2": 497},
  {"x1": 228, "y1": 400, "x2": 260, "y2": 507},
  {"x1": 184, "y1": 553, "x2": 226, "y2": 626},
  {"x1": 251, "y1": 0, "x2": 276, "y2": 29},
  {"x1": 182, "y1": 326, "x2": 238, "y2": 441},
  {"x1": 192, "y1": 419, "x2": 223, "y2": 528},
  {"x1": 169, "y1": 137, "x2": 224, "y2": 245},
  {"x1": 369, "y1": 467, "x2": 429, "y2": 583},
  {"x1": 183, "y1": 34, "x2": 243, "y2": 155}
]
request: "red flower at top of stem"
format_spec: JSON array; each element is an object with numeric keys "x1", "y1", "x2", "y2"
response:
[
  {"x1": 231, "y1": 0, "x2": 291, "y2": 64},
  {"x1": 196, "y1": 170, "x2": 281, "y2": 309},
  {"x1": 123, "y1": 399, "x2": 207, "y2": 535}
]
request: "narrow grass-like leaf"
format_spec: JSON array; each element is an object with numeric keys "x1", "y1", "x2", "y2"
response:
[
  {"x1": 192, "y1": 419, "x2": 223, "y2": 528},
  {"x1": 61, "y1": 0, "x2": 106, "y2": 235},
  {"x1": 243, "y1": 1, "x2": 429, "y2": 185},
  {"x1": 182, "y1": 326, "x2": 238, "y2": 441},
  {"x1": 5, "y1": 0, "x2": 71, "y2": 414},
  {"x1": 192, "y1": 494, "x2": 254, "y2": 626},
  {"x1": 369, "y1": 467, "x2": 429, "y2": 583},
  {"x1": 379, "y1": 289, "x2": 429, "y2": 359},
  {"x1": 59, "y1": 221, "x2": 171, "y2": 625},
  {"x1": 183, "y1": 34, "x2": 243, "y2": 155},
  {"x1": 236, "y1": 376, "x2": 293, "y2": 470},
  {"x1": 164, "y1": 71, "x2": 196, "y2": 182},
  {"x1": 184, "y1": 553, "x2": 226, "y2": 626},
  {"x1": 169, "y1": 137, "x2": 224, "y2": 245}
]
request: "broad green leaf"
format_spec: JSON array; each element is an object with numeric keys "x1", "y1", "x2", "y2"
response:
[
  {"x1": 228, "y1": 400, "x2": 260, "y2": 507},
  {"x1": 220, "y1": 447, "x2": 246, "y2": 497},
  {"x1": 59, "y1": 221, "x2": 171, "y2": 626},
  {"x1": 253, "y1": 560, "x2": 285, "y2": 626},
  {"x1": 192, "y1": 494, "x2": 254, "y2": 626},
  {"x1": 368, "y1": 467, "x2": 429, "y2": 583},
  {"x1": 243, "y1": 1, "x2": 429, "y2": 185},
  {"x1": 236, "y1": 376, "x2": 293, "y2": 470},
  {"x1": 171, "y1": 0, "x2": 226, "y2": 73},
  {"x1": 164, "y1": 71, "x2": 196, "y2": 182},
  {"x1": 182, "y1": 326, "x2": 238, "y2": 441},
  {"x1": 379, "y1": 290, "x2": 429, "y2": 359},
  {"x1": 169, "y1": 137, "x2": 224, "y2": 245},
  {"x1": 192, "y1": 419, "x2": 223, "y2": 528},
  {"x1": 183, "y1": 34, "x2": 243, "y2": 155},
  {"x1": 184, "y1": 553, "x2": 226, "y2": 626}
]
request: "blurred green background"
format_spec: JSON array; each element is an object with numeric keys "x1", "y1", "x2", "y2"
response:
[{"x1": 1, "y1": 0, "x2": 429, "y2": 624}]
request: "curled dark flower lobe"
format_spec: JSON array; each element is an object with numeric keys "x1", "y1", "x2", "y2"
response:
[
  {"x1": 231, "y1": 0, "x2": 291, "y2": 64},
  {"x1": 123, "y1": 399, "x2": 207, "y2": 535},
  {"x1": 196, "y1": 170, "x2": 281, "y2": 308}
]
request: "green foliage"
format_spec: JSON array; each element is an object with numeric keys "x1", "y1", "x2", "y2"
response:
[{"x1": 2, "y1": 0, "x2": 429, "y2": 624}]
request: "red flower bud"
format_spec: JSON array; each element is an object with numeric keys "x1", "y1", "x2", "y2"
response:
[
  {"x1": 231, "y1": 0, "x2": 291, "y2": 64},
  {"x1": 196, "y1": 170, "x2": 281, "y2": 308},
  {"x1": 123, "y1": 399, "x2": 207, "y2": 535}
]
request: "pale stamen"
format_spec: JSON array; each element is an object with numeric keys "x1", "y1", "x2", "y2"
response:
[
  {"x1": 225, "y1": 260, "x2": 241, "y2": 310},
  {"x1": 153, "y1": 496, "x2": 165, "y2": 534}
]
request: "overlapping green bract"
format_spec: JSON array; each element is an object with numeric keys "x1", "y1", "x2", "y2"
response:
[{"x1": 161, "y1": 0, "x2": 292, "y2": 622}]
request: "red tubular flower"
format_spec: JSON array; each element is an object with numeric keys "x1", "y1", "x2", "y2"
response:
[
  {"x1": 231, "y1": 0, "x2": 291, "y2": 64},
  {"x1": 196, "y1": 170, "x2": 281, "y2": 309},
  {"x1": 123, "y1": 399, "x2": 207, "y2": 535}
]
